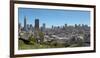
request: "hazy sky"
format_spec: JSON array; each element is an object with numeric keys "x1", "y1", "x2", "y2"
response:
[{"x1": 18, "y1": 8, "x2": 90, "y2": 28}]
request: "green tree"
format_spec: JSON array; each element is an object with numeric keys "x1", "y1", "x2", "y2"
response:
[
  {"x1": 29, "y1": 35, "x2": 36, "y2": 45},
  {"x1": 39, "y1": 31, "x2": 44, "y2": 43}
]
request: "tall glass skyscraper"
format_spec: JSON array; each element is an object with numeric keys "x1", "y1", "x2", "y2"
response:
[
  {"x1": 42, "y1": 23, "x2": 45, "y2": 32},
  {"x1": 35, "y1": 19, "x2": 39, "y2": 30},
  {"x1": 24, "y1": 16, "x2": 27, "y2": 31}
]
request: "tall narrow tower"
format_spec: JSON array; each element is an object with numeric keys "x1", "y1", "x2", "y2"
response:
[
  {"x1": 35, "y1": 19, "x2": 39, "y2": 30},
  {"x1": 34, "y1": 18, "x2": 40, "y2": 43},
  {"x1": 24, "y1": 16, "x2": 27, "y2": 31},
  {"x1": 42, "y1": 23, "x2": 45, "y2": 32}
]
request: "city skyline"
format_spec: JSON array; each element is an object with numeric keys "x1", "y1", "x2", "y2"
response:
[{"x1": 18, "y1": 8, "x2": 90, "y2": 28}]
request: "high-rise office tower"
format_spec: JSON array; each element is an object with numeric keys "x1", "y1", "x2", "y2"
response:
[
  {"x1": 27, "y1": 24, "x2": 30, "y2": 30},
  {"x1": 35, "y1": 19, "x2": 39, "y2": 30},
  {"x1": 41, "y1": 23, "x2": 45, "y2": 32},
  {"x1": 18, "y1": 23, "x2": 21, "y2": 29},
  {"x1": 34, "y1": 18, "x2": 41, "y2": 43},
  {"x1": 52, "y1": 25, "x2": 54, "y2": 29},
  {"x1": 24, "y1": 16, "x2": 27, "y2": 31},
  {"x1": 30, "y1": 24, "x2": 33, "y2": 31},
  {"x1": 65, "y1": 24, "x2": 67, "y2": 28}
]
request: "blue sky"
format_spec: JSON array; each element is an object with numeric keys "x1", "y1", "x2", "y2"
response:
[{"x1": 18, "y1": 8, "x2": 90, "y2": 28}]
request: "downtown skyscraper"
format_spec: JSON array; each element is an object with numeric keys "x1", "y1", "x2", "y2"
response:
[
  {"x1": 35, "y1": 19, "x2": 39, "y2": 30},
  {"x1": 24, "y1": 16, "x2": 27, "y2": 31}
]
